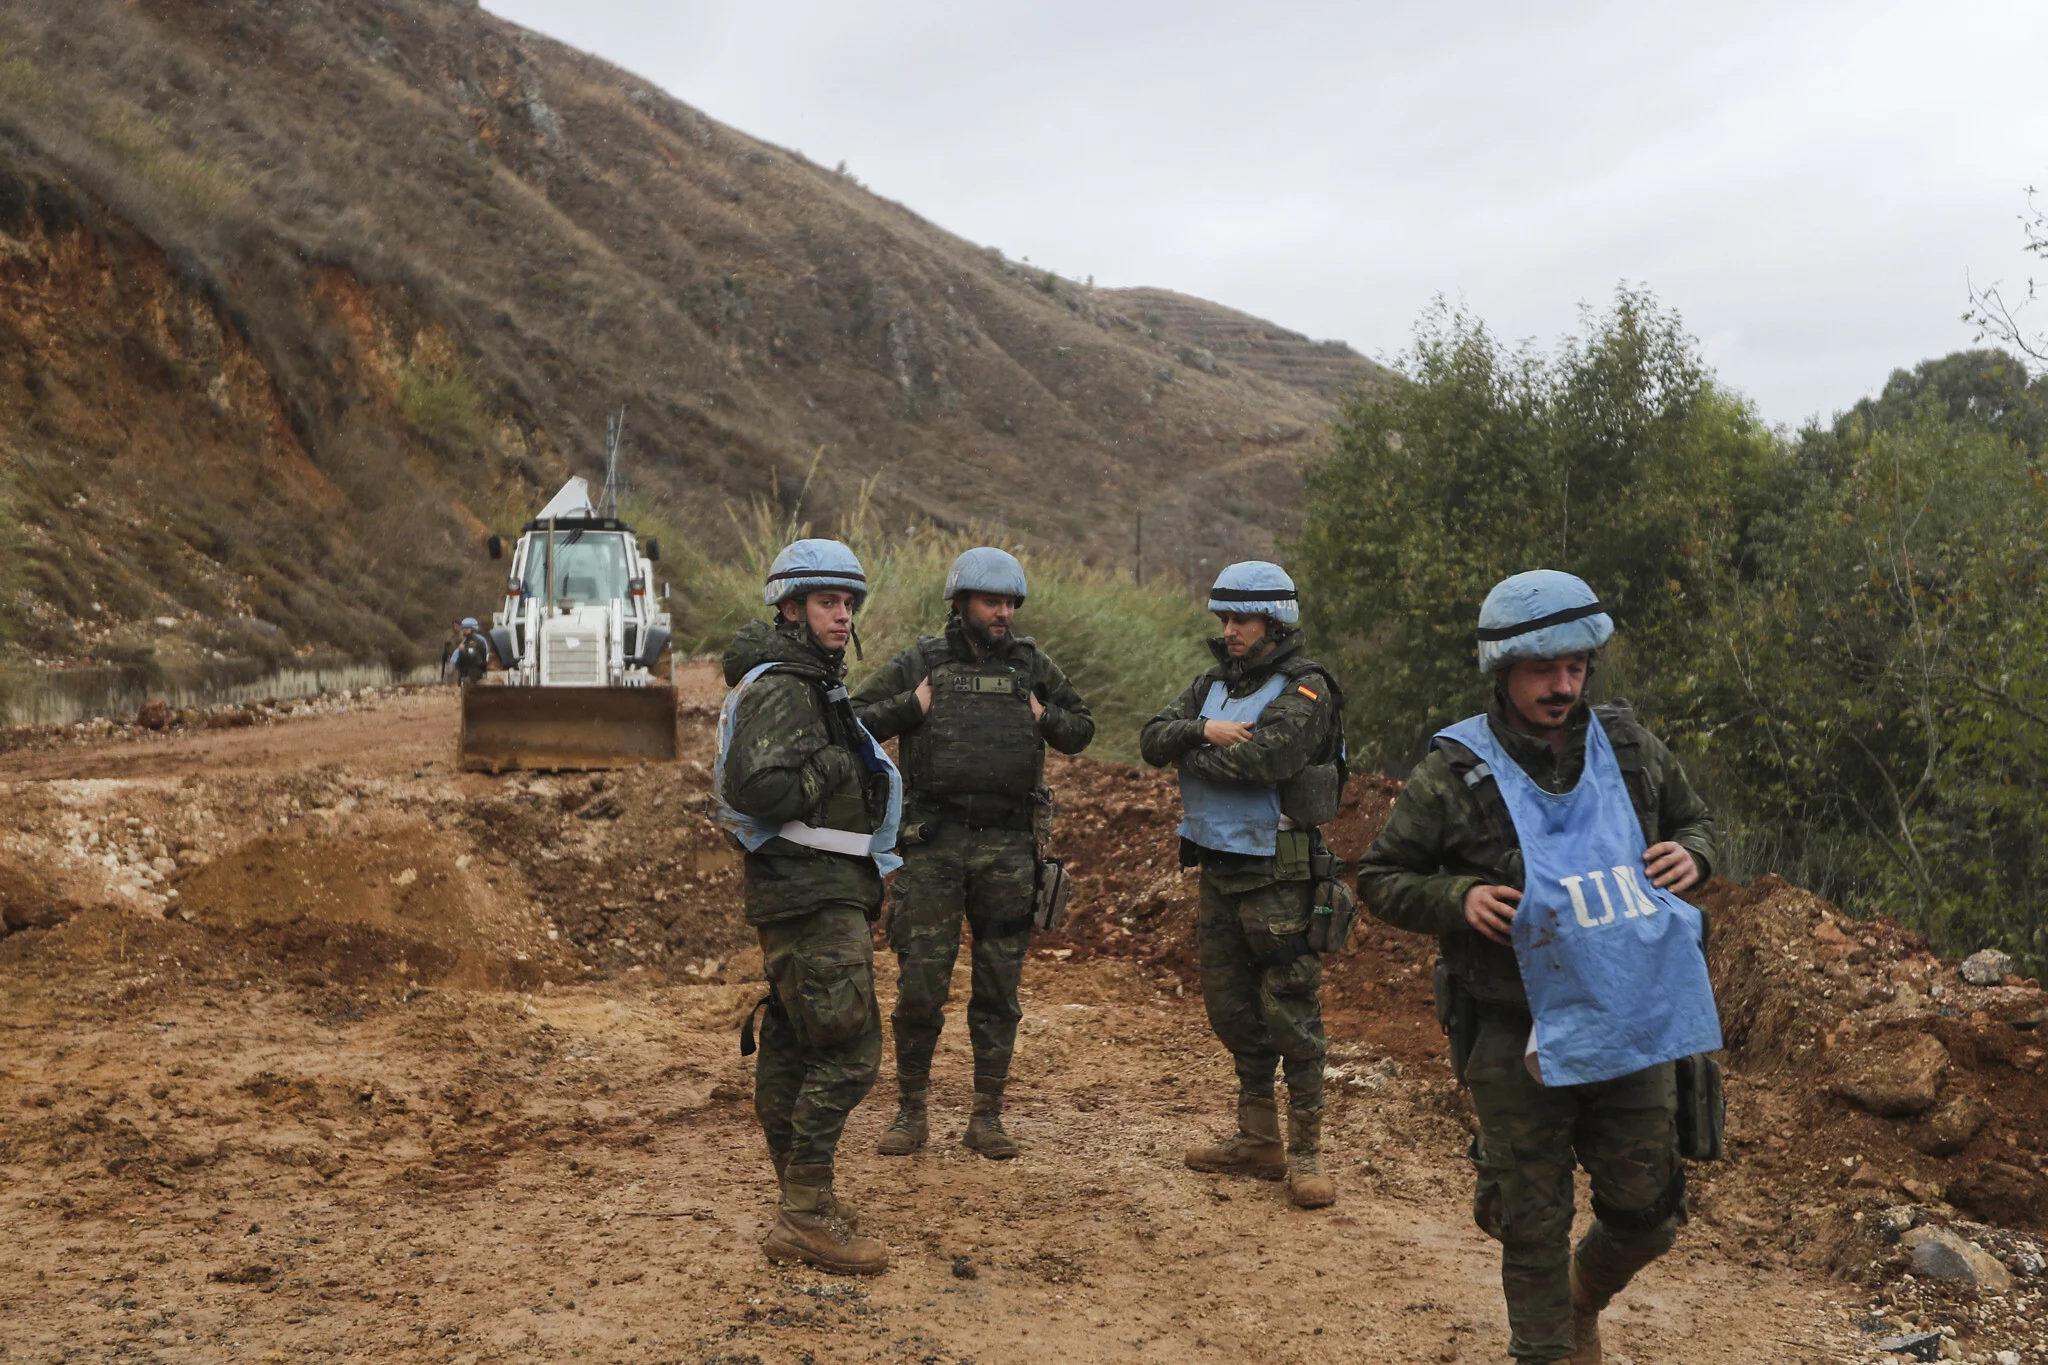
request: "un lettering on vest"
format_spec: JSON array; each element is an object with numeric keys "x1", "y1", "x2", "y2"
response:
[{"x1": 1558, "y1": 863, "x2": 1660, "y2": 928}]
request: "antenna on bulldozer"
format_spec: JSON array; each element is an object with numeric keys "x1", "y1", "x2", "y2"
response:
[{"x1": 601, "y1": 407, "x2": 628, "y2": 519}]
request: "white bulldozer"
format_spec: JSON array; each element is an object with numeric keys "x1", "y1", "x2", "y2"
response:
[{"x1": 459, "y1": 425, "x2": 679, "y2": 771}]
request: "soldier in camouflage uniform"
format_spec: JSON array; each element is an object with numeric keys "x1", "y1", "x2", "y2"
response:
[
  {"x1": 1140, "y1": 561, "x2": 1347, "y2": 1209},
  {"x1": 852, "y1": 547, "x2": 1095, "y2": 1159},
  {"x1": 1358, "y1": 571, "x2": 1717, "y2": 1364},
  {"x1": 717, "y1": 539, "x2": 900, "y2": 1276},
  {"x1": 453, "y1": 618, "x2": 490, "y2": 686}
]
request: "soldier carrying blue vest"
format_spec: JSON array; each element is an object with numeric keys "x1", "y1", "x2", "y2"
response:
[
  {"x1": 1140, "y1": 561, "x2": 1350, "y2": 1209},
  {"x1": 1358, "y1": 570, "x2": 1721, "y2": 1365}
]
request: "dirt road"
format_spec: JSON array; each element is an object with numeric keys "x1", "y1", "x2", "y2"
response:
[{"x1": 0, "y1": 678, "x2": 1898, "y2": 1361}]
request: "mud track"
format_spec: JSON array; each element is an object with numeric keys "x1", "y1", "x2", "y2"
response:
[{"x1": 0, "y1": 672, "x2": 1975, "y2": 1362}]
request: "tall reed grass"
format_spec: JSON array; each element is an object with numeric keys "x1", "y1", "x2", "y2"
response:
[{"x1": 675, "y1": 492, "x2": 1213, "y2": 763}]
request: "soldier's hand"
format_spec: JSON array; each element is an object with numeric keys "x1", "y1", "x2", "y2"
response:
[
  {"x1": 1644, "y1": 841, "x2": 1700, "y2": 893},
  {"x1": 1202, "y1": 719, "x2": 1255, "y2": 747},
  {"x1": 1029, "y1": 691, "x2": 1046, "y2": 722},
  {"x1": 914, "y1": 677, "x2": 934, "y2": 714},
  {"x1": 1463, "y1": 883, "x2": 1521, "y2": 945}
]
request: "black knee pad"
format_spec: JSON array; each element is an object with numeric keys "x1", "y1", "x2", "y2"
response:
[{"x1": 1592, "y1": 1163, "x2": 1687, "y2": 1232}]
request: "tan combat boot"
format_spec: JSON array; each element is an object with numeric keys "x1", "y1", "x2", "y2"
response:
[
  {"x1": 1183, "y1": 1095, "x2": 1288, "y2": 1179},
  {"x1": 1566, "y1": 1259, "x2": 1604, "y2": 1365},
  {"x1": 1285, "y1": 1108, "x2": 1337, "y2": 1208},
  {"x1": 762, "y1": 1164, "x2": 888, "y2": 1276},
  {"x1": 771, "y1": 1148, "x2": 859, "y2": 1231},
  {"x1": 875, "y1": 1077, "x2": 929, "y2": 1156},
  {"x1": 961, "y1": 1084, "x2": 1019, "y2": 1160}
]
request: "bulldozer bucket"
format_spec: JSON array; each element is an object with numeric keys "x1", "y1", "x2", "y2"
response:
[{"x1": 459, "y1": 685, "x2": 678, "y2": 772}]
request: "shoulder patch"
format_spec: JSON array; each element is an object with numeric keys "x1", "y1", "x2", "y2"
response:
[{"x1": 1296, "y1": 683, "x2": 1319, "y2": 701}]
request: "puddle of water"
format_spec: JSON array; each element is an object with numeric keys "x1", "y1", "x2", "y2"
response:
[{"x1": 2, "y1": 662, "x2": 442, "y2": 726}]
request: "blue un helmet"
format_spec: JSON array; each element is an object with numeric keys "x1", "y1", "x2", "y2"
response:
[
  {"x1": 943, "y1": 547, "x2": 1028, "y2": 603},
  {"x1": 1208, "y1": 560, "x2": 1299, "y2": 625},
  {"x1": 1476, "y1": 570, "x2": 1613, "y2": 674},
  {"x1": 763, "y1": 539, "x2": 868, "y2": 610},
  {"x1": 461, "y1": 617, "x2": 479, "y2": 630}
]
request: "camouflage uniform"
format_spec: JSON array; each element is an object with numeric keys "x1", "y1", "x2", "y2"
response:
[
  {"x1": 721, "y1": 618, "x2": 887, "y2": 1178},
  {"x1": 454, "y1": 633, "x2": 490, "y2": 685},
  {"x1": 1358, "y1": 696, "x2": 1715, "y2": 1364},
  {"x1": 852, "y1": 619, "x2": 1094, "y2": 1138},
  {"x1": 1139, "y1": 629, "x2": 1339, "y2": 1117}
]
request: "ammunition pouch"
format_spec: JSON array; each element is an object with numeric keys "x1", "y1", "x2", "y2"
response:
[
  {"x1": 1032, "y1": 856, "x2": 1073, "y2": 933},
  {"x1": 919, "y1": 791, "x2": 1036, "y2": 832},
  {"x1": 1304, "y1": 842, "x2": 1356, "y2": 954},
  {"x1": 1279, "y1": 760, "x2": 1344, "y2": 829},
  {"x1": 1674, "y1": 1053, "x2": 1726, "y2": 1162},
  {"x1": 1433, "y1": 959, "x2": 1482, "y2": 1087}
]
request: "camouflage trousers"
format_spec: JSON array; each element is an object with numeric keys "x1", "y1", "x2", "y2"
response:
[
  {"x1": 754, "y1": 905, "x2": 883, "y2": 1172},
  {"x1": 1196, "y1": 871, "x2": 1325, "y2": 1112},
  {"x1": 886, "y1": 823, "x2": 1035, "y2": 1091},
  {"x1": 1466, "y1": 1005, "x2": 1684, "y2": 1363}
]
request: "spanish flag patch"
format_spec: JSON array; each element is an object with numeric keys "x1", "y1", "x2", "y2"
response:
[{"x1": 1296, "y1": 684, "x2": 1320, "y2": 701}]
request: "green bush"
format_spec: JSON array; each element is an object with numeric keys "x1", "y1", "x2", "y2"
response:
[
  {"x1": 399, "y1": 368, "x2": 487, "y2": 454},
  {"x1": 1293, "y1": 288, "x2": 1775, "y2": 771},
  {"x1": 676, "y1": 495, "x2": 1213, "y2": 763}
]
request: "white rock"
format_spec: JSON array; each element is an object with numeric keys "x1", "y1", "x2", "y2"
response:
[
  {"x1": 1961, "y1": 949, "x2": 2014, "y2": 986},
  {"x1": 392, "y1": 868, "x2": 417, "y2": 888}
]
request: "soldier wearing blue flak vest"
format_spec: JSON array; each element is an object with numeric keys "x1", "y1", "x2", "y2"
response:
[
  {"x1": 1141, "y1": 561, "x2": 1351, "y2": 1210},
  {"x1": 1359, "y1": 570, "x2": 1721, "y2": 1365}
]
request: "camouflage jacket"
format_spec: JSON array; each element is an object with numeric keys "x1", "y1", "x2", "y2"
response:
[
  {"x1": 720, "y1": 618, "x2": 886, "y2": 926},
  {"x1": 454, "y1": 634, "x2": 490, "y2": 673},
  {"x1": 851, "y1": 619, "x2": 1094, "y2": 813},
  {"x1": 1358, "y1": 696, "x2": 1717, "y2": 1004},
  {"x1": 1139, "y1": 629, "x2": 1340, "y2": 886}
]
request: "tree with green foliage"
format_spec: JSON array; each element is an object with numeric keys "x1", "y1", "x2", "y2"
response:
[{"x1": 1293, "y1": 288, "x2": 1775, "y2": 770}]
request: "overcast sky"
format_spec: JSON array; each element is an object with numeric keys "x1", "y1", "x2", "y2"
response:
[{"x1": 489, "y1": 0, "x2": 2047, "y2": 427}]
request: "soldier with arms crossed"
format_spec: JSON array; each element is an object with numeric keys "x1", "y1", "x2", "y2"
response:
[
  {"x1": 1141, "y1": 561, "x2": 1349, "y2": 1209},
  {"x1": 1358, "y1": 570, "x2": 1721, "y2": 1364},
  {"x1": 853, "y1": 548, "x2": 1095, "y2": 1159}
]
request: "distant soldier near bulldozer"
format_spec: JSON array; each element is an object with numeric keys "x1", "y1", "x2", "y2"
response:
[
  {"x1": 1141, "y1": 561, "x2": 1352, "y2": 1209},
  {"x1": 1358, "y1": 570, "x2": 1722, "y2": 1365},
  {"x1": 452, "y1": 618, "x2": 490, "y2": 687},
  {"x1": 715, "y1": 539, "x2": 903, "y2": 1276},
  {"x1": 852, "y1": 548, "x2": 1095, "y2": 1160}
]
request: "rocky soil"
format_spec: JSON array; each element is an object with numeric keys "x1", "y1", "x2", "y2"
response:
[{"x1": 0, "y1": 672, "x2": 2042, "y2": 1362}]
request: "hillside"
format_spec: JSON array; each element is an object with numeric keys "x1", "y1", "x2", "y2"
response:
[
  {"x1": 0, "y1": 0, "x2": 1362, "y2": 677},
  {"x1": 1102, "y1": 286, "x2": 1388, "y2": 402}
]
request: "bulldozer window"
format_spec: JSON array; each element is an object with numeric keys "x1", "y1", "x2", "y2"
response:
[{"x1": 521, "y1": 531, "x2": 632, "y2": 605}]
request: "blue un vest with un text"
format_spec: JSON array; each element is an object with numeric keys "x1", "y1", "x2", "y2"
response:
[
  {"x1": 1177, "y1": 671, "x2": 1291, "y2": 856},
  {"x1": 1433, "y1": 711, "x2": 1722, "y2": 1086}
]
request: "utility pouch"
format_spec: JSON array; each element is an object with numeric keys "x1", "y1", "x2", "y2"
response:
[
  {"x1": 1033, "y1": 856, "x2": 1073, "y2": 933},
  {"x1": 1674, "y1": 1054, "x2": 1726, "y2": 1162},
  {"x1": 1305, "y1": 874, "x2": 1357, "y2": 955},
  {"x1": 1434, "y1": 959, "x2": 1479, "y2": 1087},
  {"x1": 1272, "y1": 828, "x2": 1313, "y2": 883},
  {"x1": 1279, "y1": 760, "x2": 1344, "y2": 829}
]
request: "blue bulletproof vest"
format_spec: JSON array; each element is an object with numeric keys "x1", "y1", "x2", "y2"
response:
[
  {"x1": 1177, "y1": 671, "x2": 1291, "y2": 856},
  {"x1": 1433, "y1": 711, "x2": 1722, "y2": 1086},
  {"x1": 716, "y1": 662, "x2": 904, "y2": 877}
]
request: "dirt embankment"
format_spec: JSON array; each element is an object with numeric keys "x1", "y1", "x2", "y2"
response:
[{"x1": 0, "y1": 681, "x2": 2043, "y2": 1361}]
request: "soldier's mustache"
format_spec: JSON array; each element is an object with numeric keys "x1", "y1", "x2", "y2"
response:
[{"x1": 1538, "y1": 693, "x2": 1575, "y2": 708}]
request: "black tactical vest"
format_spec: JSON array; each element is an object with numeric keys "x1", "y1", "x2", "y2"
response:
[{"x1": 898, "y1": 636, "x2": 1043, "y2": 799}]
